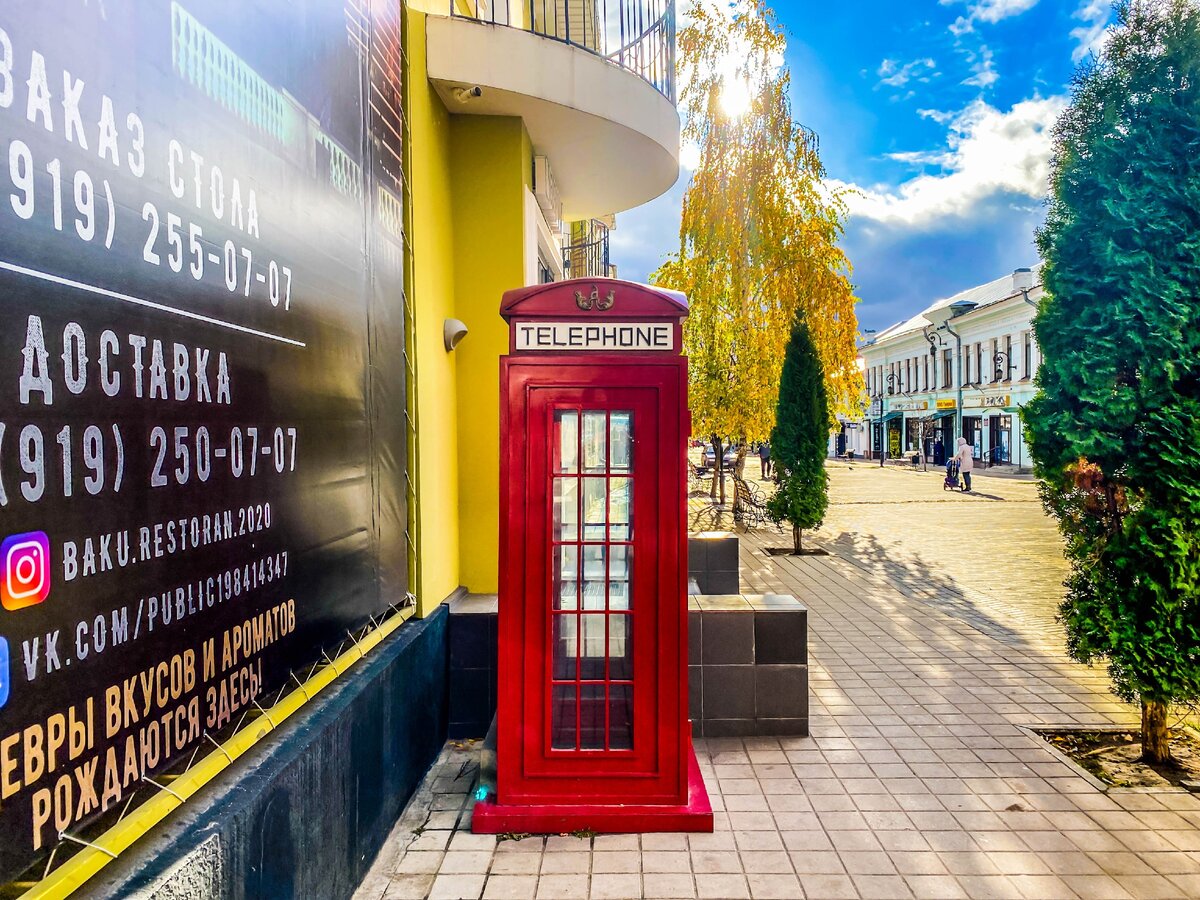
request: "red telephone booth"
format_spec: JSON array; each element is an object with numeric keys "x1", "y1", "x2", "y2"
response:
[{"x1": 472, "y1": 279, "x2": 713, "y2": 834}]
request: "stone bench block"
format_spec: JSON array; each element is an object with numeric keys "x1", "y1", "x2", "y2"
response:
[{"x1": 688, "y1": 594, "x2": 808, "y2": 738}]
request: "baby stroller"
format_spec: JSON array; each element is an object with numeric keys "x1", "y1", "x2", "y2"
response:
[{"x1": 943, "y1": 458, "x2": 961, "y2": 491}]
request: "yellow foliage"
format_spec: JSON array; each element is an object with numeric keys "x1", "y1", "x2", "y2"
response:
[{"x1": 652, "y1": 0, "x2": 861, "y2": 441}]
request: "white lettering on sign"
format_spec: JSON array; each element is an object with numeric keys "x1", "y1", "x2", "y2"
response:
[{"x1": 515, "y1": 322, "x2": 673, "y2": 352}]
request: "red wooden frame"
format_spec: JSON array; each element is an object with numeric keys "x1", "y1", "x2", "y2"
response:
[{"x1": 474, "y1": 279, "x2": 712, "y2": 833}]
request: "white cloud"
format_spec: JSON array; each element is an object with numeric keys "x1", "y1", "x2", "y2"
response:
[
  {"x1": 1071, "y1": 0, "x2": 1115, "y2": 62},
  {"x1": 969, "y1": 0, "x2": 1041, "y2": 24},
  {"x1": 941, "y1": 0, "x2": 1041, "y2": 33},
  {"x1": 877, "y1": 57, "x2": 939, "y2": 88},
  {"x1": 886, "y1": 149, "x2": 955, "y2": 167},
  {"x1": 963, "y1": 45, "x2": 998, "y2": 87},
  {"x1": 830, "y1": 95, "x2": 1067, "y2": 228},
  {"x1": 918, "y1": 108, "x2": 957, "y2": 124}
]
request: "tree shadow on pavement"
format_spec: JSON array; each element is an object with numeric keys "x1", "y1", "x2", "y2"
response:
[{"x1": 820, "y1": 528, "x2": 1035, "y2": 647}]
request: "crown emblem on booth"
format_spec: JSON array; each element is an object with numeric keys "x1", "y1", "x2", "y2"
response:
[{"x1": 575, "y1": 285, "x2": 615, "y2": 311}]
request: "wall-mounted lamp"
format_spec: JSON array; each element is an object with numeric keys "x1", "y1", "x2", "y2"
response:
[{"x1": 444, "y1": 318, "x2": 469, "y2": 352}]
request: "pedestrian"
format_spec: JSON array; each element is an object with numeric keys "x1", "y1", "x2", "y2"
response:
[
  {"x1": 954, "y1": 437, "x2": 974, "y2": 493},
  {"x1": 933, "y1": 436, "x2": 944, "y2": 466},
  {"x1": 758, "y1": 441, "x2": 771, "y2": 479}
]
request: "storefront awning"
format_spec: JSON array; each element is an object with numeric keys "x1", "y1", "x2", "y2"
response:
[
  {"x1": 879, "y1": 411, "x2": 904, "y2": 423},
  {"x1": 930, "y1": 409, "x2": 956, "y2": 421}
]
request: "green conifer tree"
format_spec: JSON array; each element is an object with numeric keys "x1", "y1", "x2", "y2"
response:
[
  {"x1": 767, "y1": 317, "x2": 829, "y2": 553},
  {"x1": 1026, "y1": 0, "x2": 1200, "y2": 764}
]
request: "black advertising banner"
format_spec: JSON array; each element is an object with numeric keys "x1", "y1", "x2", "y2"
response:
[{"x1": 0, "y1": 0, "x2": 408, "y2": 879}]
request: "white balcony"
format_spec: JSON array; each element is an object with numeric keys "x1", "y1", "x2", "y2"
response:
[{"x1": 427, "y1": 2, "x2": 681, "y2": 220}]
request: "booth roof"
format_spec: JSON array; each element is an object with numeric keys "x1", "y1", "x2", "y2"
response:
[{"x1": 500, "y1": 278, "x2": 689, "y2": 320}]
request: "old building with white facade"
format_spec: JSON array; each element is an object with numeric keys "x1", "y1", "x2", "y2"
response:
[{"x1": 848, "y1": 265, "x2": 1044, "y2": 469}]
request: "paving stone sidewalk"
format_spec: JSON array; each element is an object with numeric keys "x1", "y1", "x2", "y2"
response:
[{"x1": 356, "y1": 470, "x2": 1200, "y2": 900}]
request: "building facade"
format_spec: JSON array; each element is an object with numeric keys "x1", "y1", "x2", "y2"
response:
[{"x1": 856, "y1": 266, "x2": 1044, "y2": 469}]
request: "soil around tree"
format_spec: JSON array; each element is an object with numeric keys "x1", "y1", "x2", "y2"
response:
[
  {"x1": 1035, "y1": 727, "x2": 1200, "y2": 789},
  {"x1": 764, "y1": 547, "x2": 830, "y2": 557}
]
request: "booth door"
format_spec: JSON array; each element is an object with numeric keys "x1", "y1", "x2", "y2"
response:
[{"x1": 523, "y1": 386, "x2": 668, "y2": 789}]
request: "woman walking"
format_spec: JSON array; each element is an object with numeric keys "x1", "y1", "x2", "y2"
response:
[{"x1": 954, "y1": 437, "x2": 974, "y2": 493}]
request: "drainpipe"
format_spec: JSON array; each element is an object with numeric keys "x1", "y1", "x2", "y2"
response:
[{"x1": 1017, "y1": 276, "x2": 1037, "y2": 470}]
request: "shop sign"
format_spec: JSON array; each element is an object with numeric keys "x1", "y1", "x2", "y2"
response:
[
  {"x1": 890, "y1": 400, "x2": 929, "y2": 412},
  {"x1": 965, "y1": 394, "x2": 1010, "y2": 409},
  {"x1": 869, "y1": 399, "x2": 882, "y2": 417},
  {"x1": 0, "y1": 2, "x2": 408, "y2": 876},
  {"x1": 936, "y1": 398, "x2": 957, "y2": 410}
]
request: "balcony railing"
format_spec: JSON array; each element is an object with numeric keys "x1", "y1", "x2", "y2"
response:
[
  {"x1": 562, "y1": 219, "x2": 615, "y2": 280},
  {"x1": 451, "y1": 0, "x2": 675, "y2": 103}
]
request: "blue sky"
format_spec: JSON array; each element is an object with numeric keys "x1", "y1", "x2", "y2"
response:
[{"x1": 614, "y1": 0, "x2": 1115, "y2": 333}]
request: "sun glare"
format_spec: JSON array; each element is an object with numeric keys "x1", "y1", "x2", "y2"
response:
[{"x1": 720, "y1": 77, "x2": 753, "y2": 119}]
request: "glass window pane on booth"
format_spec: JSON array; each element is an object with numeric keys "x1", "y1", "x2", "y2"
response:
[
  {"x1": 579, "y1": 614, "x2": 608, "y2": 679},
  {"x1": 553, "y1": 615, "x2": 578, "y2": 680},
  {"x1": 610, "y1": 412, "x2": 633, "y2": 472},
  {"x1": 583, "y1": 477, "x2": 607, "y2": 541},
  {"x1": 609, "y1": 546, "x2": 631, "y2": 611},
  {"x1": 609, "y1": 614, "x2": 632, "y2": 680},
  {"x1": 555, "y1": 546, "x2": 579, "y2": 610},
  {"x1": 580, "y1": 684, "x2": 606, "y2": 750},
  {"x1": 609, "y1": 477, "x2": 632, "y2": 541},
  {"x1": 551, "y1": 684, "x2": 577, "y2": 750},
  {"x1": 553, "y1": 478, "x2": 578, "y2": 542},
  {"x1": 609, "y1": 684, "x2": 633, "y2": 750},
  {"x1": 582, "y1": 546, "x2": 607, "y2": 610},
  {"x1": 556, "y1": 410, "x2": 579, "y2": 473},
  {"x1": 582, "y1": 411, "x2": 606, "y2": 472}
]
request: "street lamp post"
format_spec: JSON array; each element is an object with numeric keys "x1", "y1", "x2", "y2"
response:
[{"x1": 940, "y1": 306, "x2": 972, "y2": 442}]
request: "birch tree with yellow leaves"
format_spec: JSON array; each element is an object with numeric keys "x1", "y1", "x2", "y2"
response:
[{"x1": 652, "y1": 0, "x2": 860, "y2": 500}]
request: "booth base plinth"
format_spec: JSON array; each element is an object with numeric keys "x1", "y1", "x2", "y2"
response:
[{"x1": 471, "y1": 744, "x2": 713, "y2": 835}]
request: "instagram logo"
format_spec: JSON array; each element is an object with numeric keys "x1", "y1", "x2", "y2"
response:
[{"x1": 1, "y1": 532, "x2": 51, "y2": 610}]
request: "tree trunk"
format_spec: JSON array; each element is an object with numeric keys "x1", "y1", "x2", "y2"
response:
[
  {"x1": 793, "y1": 525, "x2": 802, "y2": 554},
  {"x1": 709, "y1": 435, "x2": 726, "y2": 506},
  {"x1": 709, "y1": 436, "x2": 721, "y2": 500},
  {"x1": 1141, "y1": 699, "x2": 1173, "y2": 765}
]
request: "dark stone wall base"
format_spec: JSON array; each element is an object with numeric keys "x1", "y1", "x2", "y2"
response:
[{"x1": 89, "y1": 606, "x2": 449, "y2": 900}]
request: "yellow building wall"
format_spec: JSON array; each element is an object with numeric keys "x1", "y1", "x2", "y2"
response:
[
  {"x1": 408, "y1": 10, "x2": 461, "y2": 616},
  {"x1": 450, "y1": 116, "x2": 531, "y2": 593},
  {"x1": 407, "y1": 8, "x2": 532, "y2": 605}
]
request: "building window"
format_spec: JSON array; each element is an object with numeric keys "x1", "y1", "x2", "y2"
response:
[
  {"x1": 991, "y1": 339, "x2": 1000, "y2": 382},
  {"x1": 1023, "y1": 331, "x2": 1032, "y2": 378},
  {"x1": 923, "y1": 356, "x2": 929, "y2": 392},
  {"x1": 963, "y1": 349, "x2": 971, "y2": 386},
  {"x1": 975, "y1": 344, "x2": 983, "y2": 385},
  {"x1": 942, "y1": 349, "x2": 952, "y2": 389},
  {"x1": 1003, "y1": 335, "x2": 1013, "y2": 382}
]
